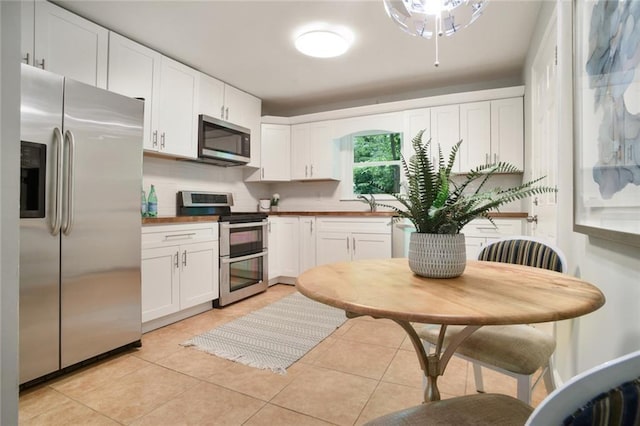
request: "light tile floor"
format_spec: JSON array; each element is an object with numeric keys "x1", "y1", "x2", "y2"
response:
[{"x1": 19, "y1": 284, "x2": 549, "y2": 425}]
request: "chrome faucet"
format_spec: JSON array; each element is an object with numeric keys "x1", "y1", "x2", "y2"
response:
[{"x1": 357, "y1": 194, "x2": 377, "y2": 212}]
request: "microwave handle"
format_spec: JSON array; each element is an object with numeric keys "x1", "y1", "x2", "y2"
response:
[
  {"x1": 221, "y1": 250, "x2": 268, "y2": 264},
  {"x1": 220, "y1": 221, "x2": 268, "y2": 230}
]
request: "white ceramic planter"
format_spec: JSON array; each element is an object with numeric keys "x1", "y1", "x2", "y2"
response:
[{"x1": 408, "y1": 233, "x2": 466, "y2": 278}]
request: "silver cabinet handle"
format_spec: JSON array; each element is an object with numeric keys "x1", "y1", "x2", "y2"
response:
[
  {"x1": 182, "y1": 250, "x2": 187, "y2": 267},
  {"x1": 160, "y1": 132, "x2": 166, "y2": 149},
  {"x1": 174, "y1": 251, "x2": 179, "y2": 268},
  {"x1": 164, "y1": 232, "x2": 197, "y2": 240},
  {"x1": 310, "y1": 164, "x2": 314, "y2": 177},
  {"x1": 36, "y1": 58, "x2": 45, "y2": 69},
  {"x1": 261, "y1": 167, "x2": 264, "y2": 178},
  {"x1": 23, "y1": 52, "x2": 30, "y2": 64},
  {"x1": 221, "y1": 221, "x2": 267, "y2": 230},
  {"x1": 485, "y1": 153, "x2": 489, "y2": 165},
  {"x1": 220, "y1": 105, "x2": 225, "y2": 119},
  {"x1": 225, "y1": 107, "x2": 229, "y2": 120},
  {"x1": 347, "y1": 237, "x2": 349, "y2": 250},
  {"x1": 51, "y1": 127, "x2": 63, "y2": 236},
  {"x1": 494, "y1": 153, "x2": 497, "y2": 164},
  {"x1": 152, "y1": 130, "x2": 158, "y2": 148},
  {"x1": 305, "y1": 165, "x2": 308, "y2": 177},
  {"x1": 353, "y1": 237, "x2": 356, "y2": 254},
  {"x1": 310, "y1": 221, "x2": 313, "y2": 234},
  {"x1": 221, "y1": 250, "x2": 268, "y2": 264},
  {"x1": 268, "y1": 221, "x2": 271, "y2": 232},
  {"x1": 62, "y1": 130, "x2": 76, "y2": 236}
]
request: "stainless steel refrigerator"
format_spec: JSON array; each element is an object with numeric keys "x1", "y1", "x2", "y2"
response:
[{"x1": 19, "y1": 64, "x2": 143, "y2": 385}]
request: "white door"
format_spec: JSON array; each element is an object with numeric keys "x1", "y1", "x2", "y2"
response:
[
  {"x1": 108, "y1": 33, "x2": 162, "y2": 151},
  {"x1": 268, "y1": 218, "x2": 280, "y2": 280},
  {"x1": 316, "y1": 232, "x2": 351, "y2": 265},
  {"x1": 459, "y1": 101, "x2": 491, "y2": 172},
  {"x1": 34, "y1": 1, "x2": 108, "y2": 88},
  {"x1": 299, "y1": 217, "x2": 316, "y2": 274},
  {"x1": 431, "y1": 105, "x2": 460, "y2": 167},
  {"x1": 352, "y1": 233, "x2": 392, "y2": 260},
  {"x1": 261, "y1": 124, "x2": 291, "y2": 181},
  {"x1": 277, "y1": 217, "x2": 300, "y2": 278},
  {"x1": 198, "y1": 73, "x2": 225, "y2": 121},
  {"x1": 491, "y1": 98, "x2": 524, "y2": 169},
  {"x1": 141, "y1": 246, "x2": 180, "y2": 322},
  {"x1": 179, "y1": 241, "x2": 218, "y2": 309},
  {"x1": 309, "y1": 122, "x2": 334, "y2": 179},
  {"x1": 530, "y1": 20, "x2": 558, "y2": 242},
  {"x1": 290, "y1": 124, "x2": 309, "y2": 180}
]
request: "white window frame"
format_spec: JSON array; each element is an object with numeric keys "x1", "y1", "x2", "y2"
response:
[{"x1": 341, "y1": 131, "x2": 404, "y2": 201}]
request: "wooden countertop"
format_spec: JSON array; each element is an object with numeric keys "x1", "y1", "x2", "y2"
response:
[
  {"x1": 268, "y1": 211, "x2": 528, "y2": 219},
  {"x1": 296, "y1": 258, "x2": 605, "y2": 325},
  {"x1": 142, "y1": 216, "x2": 220, "y2": 225}
]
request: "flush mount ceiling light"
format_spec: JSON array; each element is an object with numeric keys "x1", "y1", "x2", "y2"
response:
[
  {"x1": 383, "y1": 0, "x2": 488, "y2": 67},
  {"x1": 295, "y1": 29, "x2": 352, "y2": 58}
]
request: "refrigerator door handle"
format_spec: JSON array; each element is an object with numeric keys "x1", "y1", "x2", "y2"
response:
[
  {"x1": 51, "y1": 127, "x2": 63, "y2": 236},
  {"x1": 62, "y1": 130, "x2": 76, "y2": 236}
]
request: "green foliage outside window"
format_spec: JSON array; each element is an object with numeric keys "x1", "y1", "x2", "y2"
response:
[{"x1": 353, "y1": 133, "x2": 402, "y2": 195}]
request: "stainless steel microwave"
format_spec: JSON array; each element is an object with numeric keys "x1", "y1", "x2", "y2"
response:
[{"x1": 197, "y1": 114, "x2": 250, "y2": 166}]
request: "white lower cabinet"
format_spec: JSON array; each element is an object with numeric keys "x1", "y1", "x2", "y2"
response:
[
  {"x1": 141, "y1": 223, "x2": 219, "y2": 328},
  {"x1": 463, "y1": 219, "x2": 524, "y2": 260},
  {"x1": 316, "y1": 217, "x2": 392, "y2": 265},
  {"x1": 299, "y1": 217, "x2": 316, "y2": 274},
  {"x1": 267, "y1": 216, "x2": 299, "y2": 283}
]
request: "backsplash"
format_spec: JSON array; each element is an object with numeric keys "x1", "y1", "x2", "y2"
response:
[{"x1": 142, "y1": 156, "x2": 270, "y2": 216}]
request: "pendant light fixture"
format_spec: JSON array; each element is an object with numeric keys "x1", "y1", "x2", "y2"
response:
[{"x1": 383, "y1": 0, "x2": 488, "y2": 67}]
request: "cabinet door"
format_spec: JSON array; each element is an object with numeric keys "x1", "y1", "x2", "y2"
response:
[
  {"x1": 268, "y1": 218, "x2": 280, "y2": 280},
  {"x1": 157, "y1": 56, "x2": 198, "y2": 159},
  {"x1": 403, "y1": 108, "x2": 431, "y2": 159},
  {"x1": 34, "y1": 1, "x2": 108, "y2": 88},
  {"x1": 141, "y1": 246, "x2": 180, "y2": 322},
  {"x1": 290, "y1": 124, "x2": 309, "y2": 180},
  {"x1": 277, "y1": 217, "x2": 300, "y2": 278},
  {"x1": 352, "y1": 233, "x2": 392, "y2": 261},
  {"x1": 459, "y1": 101, "x2": 491, "y2": 171},
  {"x1": 299, "y1": 217, "x2": 316, "y2": 274},
  {"x1": 465, "y1": 236, "x2": 486, "y2": 260},
  {"x1": 431, "y1": 105, "x2": 460, "y2": 168},
  {"x1": 261, "y1": 124, "x2": 291, "y2": 181},
  {"x1": 108, "y1": 32, "x2": 162, "y2": 151},
  {"x1": 309, "y1": 122, "x2": 338, "y2": 179},
  {"x1": 179, "y1": 241, "x2": 219, "y2": 309},
  {"x1": 491, "y1": 97, "x2": 524, "y2": 169},
  {"x1": 316, "y1": 232, "x2": 351, "y2": 266},
  {"x1": 198, "y1": 73, "x2": 225, "y2": 120},
  {"x1": 21, "y1": 0, "x2": 35, "y2": 65}
]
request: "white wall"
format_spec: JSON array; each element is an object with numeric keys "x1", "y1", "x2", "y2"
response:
[
  {"x1": 525, "y1": 0, "x2": 640, "y2": 381},
  {"x1": 143, "y1": 156, "x2": 271, "y2": 215},
  {"x1": 0, "y1": 1, "x2": 21, "y2": 423}
]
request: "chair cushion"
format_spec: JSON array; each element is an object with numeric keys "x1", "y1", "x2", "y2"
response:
[
  {"x1": 563, "y1": 377, "x2": 640, "y2": 426},
  {"x1": 418, "y1": 324, "x2": 556, "y2": 375},
  {"x1": 478, "y1": 239, "x2": 564, "y2": 272},
  {"x1": 364, "y1": 393, "x2": 533, "y2": 426}
]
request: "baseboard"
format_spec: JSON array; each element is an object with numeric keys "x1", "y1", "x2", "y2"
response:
[{"x1": 142, "y1": 302, "x2": 213, "y2": 333}]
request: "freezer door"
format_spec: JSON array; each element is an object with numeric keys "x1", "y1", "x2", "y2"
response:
[
  {"x1": 19, "y1": 64, "x2": 64, "y2": 383},
  {"x1": 60, "y1": 79, "x2": 144, "y2": 368}
]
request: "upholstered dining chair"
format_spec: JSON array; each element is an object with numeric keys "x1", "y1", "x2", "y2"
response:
[
  {"x1": 364, "y1": 349, "x2": 640, "y2": 426},
  {"x1": 417, "y1": 236, "x2": 568, "y2": 404}
]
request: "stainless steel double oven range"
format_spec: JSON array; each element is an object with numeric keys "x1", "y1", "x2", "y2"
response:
[{"x1": 177, "y1": 191, "x2": 268, "y2": 307}]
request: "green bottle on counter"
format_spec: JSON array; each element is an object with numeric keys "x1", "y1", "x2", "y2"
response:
[
  {"x1": 141, "y1": 188, "x2": 147, "y2": 217},
  {"x1": 147, "y1": 185, "x2": 158, "y2": 217}
]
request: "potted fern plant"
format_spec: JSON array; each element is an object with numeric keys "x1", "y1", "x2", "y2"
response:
[{"x1": 375, "y1": 130, "x2": 556, "y2": 278}]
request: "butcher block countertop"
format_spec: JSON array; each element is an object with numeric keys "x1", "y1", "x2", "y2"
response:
[
  {"x1": 268, "y1": 211, "x2": 528, "y2": 219},
  {"x1": 142, "y1": 216, "x2": 220, "y2": 225}
]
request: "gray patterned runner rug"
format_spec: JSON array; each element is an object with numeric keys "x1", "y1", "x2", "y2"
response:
[{"x1": 182, "y1": 292, "x2": 347, "y2": 374}]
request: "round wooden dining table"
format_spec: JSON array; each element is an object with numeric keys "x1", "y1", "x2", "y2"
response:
[{"x1": 295, "y1": 258, "x2": 606, "y2": 402}]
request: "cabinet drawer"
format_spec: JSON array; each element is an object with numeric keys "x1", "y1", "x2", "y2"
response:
[
  {"x1": 142, "y1": 223, "x2": 218, "y2": 248},
  {"x1": 462, "y1": 219, "x2": 523, "y2": 238},
  {"x1": 316, "y1": 217, "x2": 392, "y2": 234}
]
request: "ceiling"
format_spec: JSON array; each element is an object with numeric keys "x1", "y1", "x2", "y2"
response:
[{"x1": 56, "y1": 0, "x2": 542, "y2": 116}]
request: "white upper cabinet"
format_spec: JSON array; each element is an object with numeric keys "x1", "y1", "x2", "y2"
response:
[
  {"x1": 109, "y1": 34, "x2": 198, "y2": 158},
  {"x1": 490, "y1": 97, "x2": 524, "y2": 169},
  {"x1": 459, "y1": 97, "x2": 524, "y2": 172},
  {"x1": 290, "y1": 122, "x2": 340, "y2": 181},
  {"x1": 24, "y1": 1, "x2": 108, "y2": 88},
  {"x1": 198, "y1": 75, "x2": 262, "y2": 168},
  {"x1": 157, "y1": 56, "x2": 199, "y2": 159},
  {"x1": 247, "y1": 124, "x2": 291, "y2": 182},
  {"x1": 430, "y1": 104, "x2": 460, "y2": 169},
  {"x1": 108, "y1": 32, "x2": 161, "y2": 151},
  {"x1": 459, "y1": 101, "x2": 491, "y2": 172}
]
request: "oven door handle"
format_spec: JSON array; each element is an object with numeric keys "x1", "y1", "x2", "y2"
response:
[
  {"x1": 221, "y1": 250, "x2": 268, "y2": 264},
  {"x1": 220, "y1": 221, "x2": 268, "y2": 230}
]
